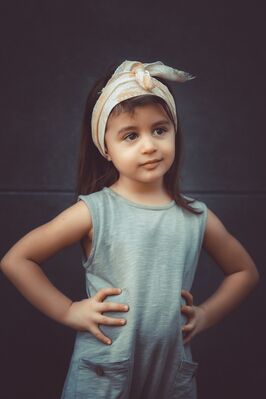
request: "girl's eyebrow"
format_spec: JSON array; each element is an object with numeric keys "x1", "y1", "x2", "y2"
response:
[{"x1": 117, "y1": 119, "x2": 171, "y2": 136}]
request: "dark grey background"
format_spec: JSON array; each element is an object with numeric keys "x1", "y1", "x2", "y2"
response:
[{"x1": 0, "y1": 1, "x2": 265, "y2": 398}]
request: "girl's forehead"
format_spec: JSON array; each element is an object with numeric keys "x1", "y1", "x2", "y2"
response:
[{"x1": 107, "y1": 103, "x2": 170, "y2": 127}]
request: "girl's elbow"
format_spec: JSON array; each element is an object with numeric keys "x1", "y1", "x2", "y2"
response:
[
  {"x1": 252, "y1": 269, "x2": 260, "y2": 284},
  {"x1": 251, "y1": 260, "x2": 260, "y2": 281},
  {"x1": 0, "y1": 256, "x2": 12, "y2": 274},
  {"x1": 0, "y1": 253, "x2": 20, "y2": 274},
  {"x1": 241, "y1": 256, "x2": 260, "y2": 284},
  {"x1": 248, "y1": 264, "x2": 260, "y2": 285}
]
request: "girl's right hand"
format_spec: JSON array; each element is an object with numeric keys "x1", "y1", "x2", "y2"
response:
[{"x1": 63, "y1": 287, "x2": 129, "y2": 345}]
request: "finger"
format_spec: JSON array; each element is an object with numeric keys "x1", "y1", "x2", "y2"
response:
[
  {"x1": 181, "y1": 289, "x2": 193, "y2": 304},
  {"x1": 182, "y1": 322, "x2": 194, "y2": 332},
  {"x1": 94, "y1": 287, "x2": 122, "y2": 302},
  {"x1": 97, "y1": 314, "x2": 127, "y2": 326},
  {"x1": 98, "y1": 301, "x2": 129, "y2": 313},
  {"x1": 181, "y1": 289, "x2": 193, "y2": 305},
  {"x1": 183, "y1": 329, "x2": 195, "y2": 344},
  {"x1": 181, "y1": 305, "x2": 195, "y2": 316},
  {"x1": 90, "y1": 325, "x2": 112, "y2": 345}
]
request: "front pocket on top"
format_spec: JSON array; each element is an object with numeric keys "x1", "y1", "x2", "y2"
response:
[
  {"x1": 75, "y1": 357, "x2": 131, "y2": 399},
  {"x1": 169, "y1": 358, "x2": 199, "y2": 399}
]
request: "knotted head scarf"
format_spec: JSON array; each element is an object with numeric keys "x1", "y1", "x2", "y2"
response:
[{"x1": 91, "y1": 60, "x2": 195, "y2": 158}]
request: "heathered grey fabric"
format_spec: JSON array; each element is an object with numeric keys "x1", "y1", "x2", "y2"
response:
[{"x1": 60, "y1": 186, "x2": 208, "y2": 399}]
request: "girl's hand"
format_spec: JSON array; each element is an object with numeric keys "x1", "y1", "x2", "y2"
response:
[
  {"x1": 181, "y1": 289, "x2": 208, "y2": 344},
  {"x1": 63, "y1": 287, "x2": 129, "y2": 345}
]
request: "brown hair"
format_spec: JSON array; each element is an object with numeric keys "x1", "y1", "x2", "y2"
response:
[{"x1": 74, "y1": 62, "x2": 203, "y2": 216}]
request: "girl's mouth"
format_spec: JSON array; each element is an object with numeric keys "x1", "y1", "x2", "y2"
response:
[{"x1": 141, "y1": 160, "x2": 161, "y2": 168}]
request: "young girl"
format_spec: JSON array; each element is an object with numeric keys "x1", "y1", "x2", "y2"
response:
[{"x1": 0, "y1": 60, "x2": 259, "y2": 399}]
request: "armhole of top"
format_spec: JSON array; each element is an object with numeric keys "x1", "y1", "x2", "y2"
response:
[
  {"x1": 185, "y1": 196, "x2": 208, "y2": 250},
  {"x1": 77, "y1": 195, "x2": 97, "y2": 266},
  {"x1": 198, "y1": 200, "x2": 208, "y2": 250},
  {"x1": 183, "y1": 193, "x2": 208, "y2": 230}
]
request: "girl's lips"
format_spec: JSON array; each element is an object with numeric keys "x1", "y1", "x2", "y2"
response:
[
  {"x1": 142, "y1": 158, "x2": 162, "y2": 165},
  {"x1": 141, "y1": 160, "x2": 161, "y2": 168}
]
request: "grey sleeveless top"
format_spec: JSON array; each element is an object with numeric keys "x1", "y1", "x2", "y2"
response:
[{"x1": 60, "y1": 186, "x2": 208, "y2": 399}]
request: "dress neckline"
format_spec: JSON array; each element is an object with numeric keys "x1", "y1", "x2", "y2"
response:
[{"x1": 103, "y1": 186, "x2": 176, "y2": 210}]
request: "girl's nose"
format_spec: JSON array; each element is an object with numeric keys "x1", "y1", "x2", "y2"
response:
[{"x1": 140, "y1": 136, "x2": 157, "y2": 152}]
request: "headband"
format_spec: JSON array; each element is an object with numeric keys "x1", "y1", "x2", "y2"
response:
[{"x1": 91, "y1": 60, "x2": 195, "y2": 158}]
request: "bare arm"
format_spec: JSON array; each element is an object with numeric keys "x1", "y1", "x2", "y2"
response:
[
  {"x1": 0, "y1": 200, "x2": 92, "y2": 326},
  {"x1": 199, "y1": 208, "x2": 259, "y2": 331}
]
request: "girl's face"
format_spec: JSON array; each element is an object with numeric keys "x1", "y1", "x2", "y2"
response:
[{"x1": 104, "y1": 103, "x2": 176, "y2": 188}]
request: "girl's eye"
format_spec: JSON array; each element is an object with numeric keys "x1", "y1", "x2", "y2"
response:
[
  {"x1": 154, "y1": 127, "x2": 167, "y2": 135},
  {"x1": 123, "y1": 127, "x2": 167, "y2": 142},
  {"x1": 124, "y1": 132, "x2": 138, "y2": 141}
]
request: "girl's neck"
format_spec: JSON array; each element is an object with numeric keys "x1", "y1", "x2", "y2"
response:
[{"x1": 108, "y1": 182, "x2": 173, "y2": 205}]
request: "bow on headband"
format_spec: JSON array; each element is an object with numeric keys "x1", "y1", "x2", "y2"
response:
[
  {"x1": 91, "y1": 60, "x2": 195, "y2": 158},
  {"x1": 117, "y1": 61, "x2": 195, "y2": 90}
]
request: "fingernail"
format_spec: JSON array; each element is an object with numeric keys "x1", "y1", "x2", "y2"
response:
[{"x1": 106, "y1": 339, "x2": 112, "y2": 345}]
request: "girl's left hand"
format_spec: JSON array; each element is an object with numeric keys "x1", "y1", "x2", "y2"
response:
[{"x1": 180, "y1": 290, "x2": 207, "y2": 344}]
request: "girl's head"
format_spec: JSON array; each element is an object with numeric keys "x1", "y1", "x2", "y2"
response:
[
  {"x1": 104, "y1": 98, "x2": 176, "y2": 190},
  {"x1": 75, "y1": 59, "x2": 203, "y2": 215}
]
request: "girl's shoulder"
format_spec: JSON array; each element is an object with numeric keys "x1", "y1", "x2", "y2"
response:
[
  {"x1": 181, "y1": 193, "x2": 208, "y2": 212},
  {"x1": 76, "y1": 189, "x2": 107, "y2": 226},
  {"x1": 77, "y1": 188, "x2": 105, "y2": 200},
  {"x1": 76, "y1": 189, "x2": 106, "y2": 209}
]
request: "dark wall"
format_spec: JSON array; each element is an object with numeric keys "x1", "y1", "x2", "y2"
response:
[{"x1": 0, "y1": 1, "x2": 265, "y2": 398}]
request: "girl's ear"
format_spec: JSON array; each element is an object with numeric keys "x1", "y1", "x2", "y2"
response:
[{"x1": 104, "y1": 148, "x2": 112, "y2": 161}]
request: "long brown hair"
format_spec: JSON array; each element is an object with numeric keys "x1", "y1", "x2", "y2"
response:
[{"x1": 74, "y1": 62, "x2": 203, "y2": 216}]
